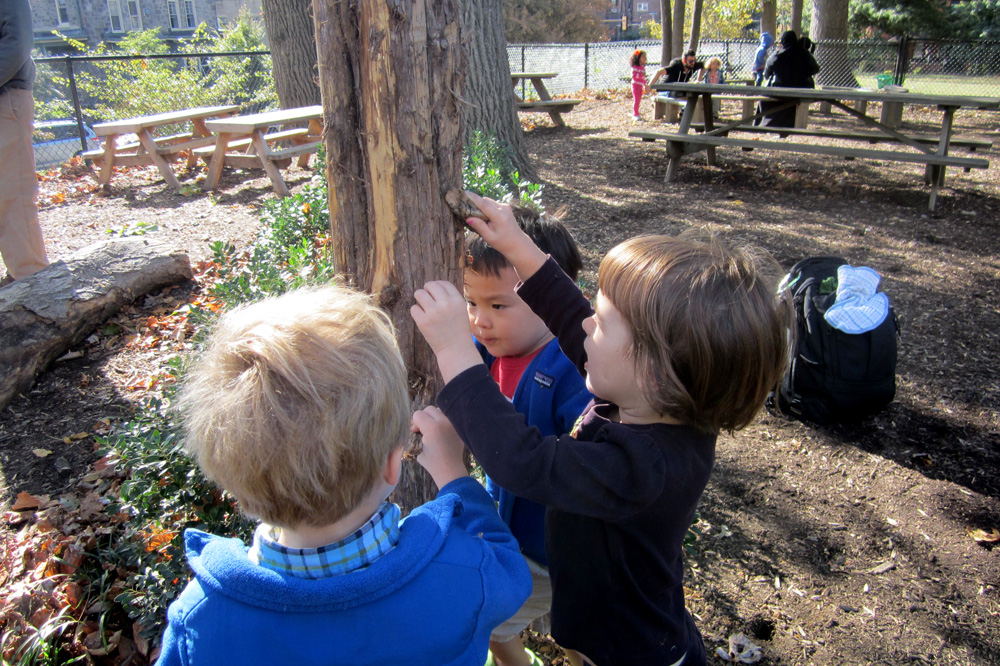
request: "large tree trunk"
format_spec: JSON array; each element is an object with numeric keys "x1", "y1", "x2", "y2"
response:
[
  {"x1": 671, "y1": 0, "x2": 685, "y2": 59},
  {"x1": 811, "y1": 0, "x2": 856, "y2": 86},
  {"x1": 313, "y1": 0, "x2": 465, "y2": 513},
  {"x1": 687, "y1": 0, "x2": 703, "y2": 53},
  {"x1": 0, "y1": 239, "x2": 192, "y2": 411},
  {"x1": 791, "y1": 0, "x2": 804, "y2": 36},
  {"x1": 761, "y1": 0, "x2": 777, "y2": 39},
  {"x1": 659, "y1": 0, "x2": 672, "y2": 67},
  {"x1": 460, "y1": 0, "x2": 535, "y2": 181},
  {"x1": 261, "y1": 0, "x2": 321, "y2": 108}
]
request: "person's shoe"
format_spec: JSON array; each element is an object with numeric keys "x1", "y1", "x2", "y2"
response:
[{"x1": 632, "y1": 114, "x2": 642, "y2": 121}]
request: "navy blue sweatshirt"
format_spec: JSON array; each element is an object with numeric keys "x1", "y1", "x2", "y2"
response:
[{"x1": 438, "y1": 258, "x2": 715, "y2": 666}]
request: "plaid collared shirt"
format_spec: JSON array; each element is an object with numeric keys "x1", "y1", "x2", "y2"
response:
[{"x1": 249, "y1": 501, "x2": 401, "y2": 579}]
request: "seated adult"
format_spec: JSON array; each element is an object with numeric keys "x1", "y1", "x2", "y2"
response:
[
  {"x1": 649, "y1": 49, "x2": 705, "y2": 98},
  {"x1": 756, "y1": 31, "x2": 820, "y2": 128}
]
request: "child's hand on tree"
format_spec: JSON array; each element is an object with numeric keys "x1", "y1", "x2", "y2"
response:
[
  {"x1": 464, "y1": 192, "x2": 547, "y2": 281},
  {"x1": 411, "y1": 280, "x2": 481, "y2": 382},
  {"x1": 411, "y1": 406, "x2": 468, "y2": 489}
]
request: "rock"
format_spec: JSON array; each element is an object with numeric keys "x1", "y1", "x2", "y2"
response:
[{"x1": 0, "y1": 238, "x2": 192, "y2": 410}]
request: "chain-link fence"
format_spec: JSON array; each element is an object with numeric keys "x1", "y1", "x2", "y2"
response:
[
  {"x1": 28, "y1": 39, "x2": 1000, "y2": 169},
  {"x1": 506, "y1": 38, "x2": 1000, "y2": 98},
  {"x1": 31, "y1": 50, "x2": 276, "y2": 170}
]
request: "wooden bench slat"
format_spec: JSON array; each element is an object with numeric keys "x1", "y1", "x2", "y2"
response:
[
  {"x1": 687, "y1": 123, "x2": 992, "y2": 151},
  {"x1": 517, "y1": 99, "x2": 584, "y2": 113},
  {"x1": 629, "y1": 130, "x2": 989, "y2": 169},
  {"x1": 192, "y1": 128, "x2": 313, "y2": 157},
  {"x1": 266, "y1": 141, "x2": 321, "y2": 160}
]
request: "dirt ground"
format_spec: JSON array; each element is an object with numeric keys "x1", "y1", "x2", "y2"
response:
[{"x1": 2, "y1": 91, "x2": 999, "y2": 665}]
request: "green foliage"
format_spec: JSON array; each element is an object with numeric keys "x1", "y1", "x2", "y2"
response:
[
  {"x1": 0, "y1": 608, "x2": 83, "y2": 666},
  {"x1": 463, "y1": 130, "x2": 544, "y2": 209},
  {"x1": 58, "y1": 10, "x2": 275, "y2": 122},
  {"x1": 207, "y1": 178, "x2": 334, "y2": 306},
  {"x1": 640, "y1": 19, "x2": 662, "y2": 40},
  {"x1": 98, "y1": 394, "x2": 254, "y2": 633}
]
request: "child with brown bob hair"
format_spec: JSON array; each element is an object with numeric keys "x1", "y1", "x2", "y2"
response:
[
  {"x1": 158, "y1": 284, "x2": 531, "y2": 666},
  {"x1": 411, "y1": 193, "x2": 792, "y2": 666}
]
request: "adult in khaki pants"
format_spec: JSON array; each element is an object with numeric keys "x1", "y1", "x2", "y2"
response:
[{"x1": 0, "y1": 0, "x2": 48, "y2": 284}]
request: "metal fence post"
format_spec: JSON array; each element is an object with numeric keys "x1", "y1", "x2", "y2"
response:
[
  {"x1": 585, "y1": 42, "x2": 589, "y2": 90},
  {"x1": 893, "y1": 35, "x2": 910, "y2": 86},
  {"x1": 65, "y1": 56, "x2": 87, "y2": 153}
]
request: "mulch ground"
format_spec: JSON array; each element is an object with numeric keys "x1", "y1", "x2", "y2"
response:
[{"x1": 2, "y1": 89, "x2": 999, "y2": 665}]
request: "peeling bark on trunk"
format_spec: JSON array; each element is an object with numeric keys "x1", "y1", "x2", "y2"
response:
[
  {"x1": 261, "y1": 0, "x2": 321, "y2": 108},
  {"x1": 0, "y1": 239, "x2": 192, "y2": 411},
  {"x1": 313, "y1": 0, "x2": 465, "y2": 513}
]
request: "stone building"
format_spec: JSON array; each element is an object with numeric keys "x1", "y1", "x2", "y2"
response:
[{"x1": 28, "y1": 0, "x2": 262, "y2": 54}]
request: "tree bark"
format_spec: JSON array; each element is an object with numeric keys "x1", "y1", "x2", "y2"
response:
[
  {"x1": 791, "y1": 0, "x2": 804, "y2": 37},
  {"x1": 0, "y1": 239, "x2": 192, "y2": 411},
  {"x1": 261, "y1": 0, "x2": 321, "y2": 109},
  {"x1": 687, "y1": 0, "x2": 703, "y2": 54},
  {"x1": 313, "y1": 0, "x2": 465, "y2": 513},
  {"x1": 460, "y1": 0, "x2": 535, "y2": 181},
  {"x1": 659, "y1": 0, "x2": 672, "y2": 67},
  {"x1": 761, "y1": 0, "x2": 777, "y2": 39},
  {"x1": 671, "y1": 0, "x2": 685, "y2": 59},
  {"x1": 812, "y1": 0, "x2": 856, "y2": 86}
]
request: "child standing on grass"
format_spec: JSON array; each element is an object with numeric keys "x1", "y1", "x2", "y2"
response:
[
  {"x1": 159, "y1": 285, "x2": 531, "y2": 666},
  {"x1": 463, "y1": 205, "x2": 592, "y2": 666},
  {"x1": 411, "y1": 193, "x2": 792, "y2": 666},
  {"x1": 629, "y1": 49, "x2": 648, "y2": 121}
]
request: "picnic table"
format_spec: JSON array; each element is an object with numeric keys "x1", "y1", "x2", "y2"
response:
[
  {"x1": 201, "y1": 105, "x2": 323, "y2": 197},
  {"x1": 87, "y1": 105, "x2": 239, "y2": 190},
  {"x1": 635, "y1": 82, "x2": 998, "y2": 210},
  {"x1": 510, "y1": 72, "x2": 583, "y2": 126}
]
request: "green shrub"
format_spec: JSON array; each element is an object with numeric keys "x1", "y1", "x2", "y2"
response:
[{"x1": 463, "y1": 130, "x2": 544, "y2": 210}]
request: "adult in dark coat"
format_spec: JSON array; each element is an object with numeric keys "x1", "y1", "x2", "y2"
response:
[{"x1": 756, "y1": 31, "x2": 821, "y2": 128}]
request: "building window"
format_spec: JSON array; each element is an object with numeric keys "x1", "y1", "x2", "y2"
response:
[
  {"x1": 55, "y1": 0, "x2": 70, "y2": 24},
  {"x1": 168, "y1": 0, "x2": 197, "y2": 29},
  {"x1": 108, "y1": 0, "x2": 142, "y2": 32},
  {"x1": 636, "y1": 2, "x2": 649, "y2": 11}
]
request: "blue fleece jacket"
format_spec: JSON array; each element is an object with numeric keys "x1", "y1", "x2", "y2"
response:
[
  {"x1": 752, "y1": 32, "x2": 775, "y2": 80},
  {"x1": 157, "y1": 477, "x2": 531, "y2": 666},
  {"x1": 477, "y1": 337, "x2": 592, "y2": 565}
]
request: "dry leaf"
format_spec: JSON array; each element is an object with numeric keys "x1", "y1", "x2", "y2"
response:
[
  {"x1": 32, "y1": 449, "x2": 53, "y2": 458},
  {"x1": 967, "y1": 526, "x2": 1000, "y2": 543},
  {"x1": 11, "y1": 491, "x2": 44, "y2": 511}
]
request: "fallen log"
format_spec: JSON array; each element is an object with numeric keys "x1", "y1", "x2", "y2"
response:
[{"x1": 0, "y1": 239, "x2": 192, "y2": 410}]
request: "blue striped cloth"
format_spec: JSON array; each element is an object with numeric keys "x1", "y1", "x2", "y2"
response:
[
  {"x1": 249, "y1": 501, "x2": 401, "y2": 579},
  {"x1": 824, "y1": 265, "x2": 890, "y2": 334}
]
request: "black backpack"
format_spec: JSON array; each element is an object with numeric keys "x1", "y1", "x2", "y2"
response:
[{"x1": 768, "y1": 256, "x2": 899, "y2": 425}]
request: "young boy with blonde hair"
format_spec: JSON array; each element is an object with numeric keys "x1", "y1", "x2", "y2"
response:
[
  {"x1": 464, "y1": 205, "x2": 592, "y2": 666},
  {"x1": 158, "y1": 284, "x2": 531, "y2": 666}
]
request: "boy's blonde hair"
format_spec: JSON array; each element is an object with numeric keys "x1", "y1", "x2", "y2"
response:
[
  {"x1": 598, "y1": 232, "x2": 791, "y2": 433},
  {"x1": 178, "y1": 285, "x2": 410, "y2": 528},
  {"x1": 707, "y1": 56, "x2": 723, "y2": 69}
]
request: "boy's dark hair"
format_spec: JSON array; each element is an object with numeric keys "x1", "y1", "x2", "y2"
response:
[
  {"x1": 466, "y1": 204, "x2": 583, "y2": 280},
  {"x1": 630, "y1": 49, "x2": 645, "y2": 67}
]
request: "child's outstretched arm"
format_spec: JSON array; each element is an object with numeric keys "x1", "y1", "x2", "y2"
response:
[
  {"x1": 411, "y1": 406, "x2": 468, "y2": 489},
  {"x1": 464, "y1": 192, "x2": 548, "y2": 282}
]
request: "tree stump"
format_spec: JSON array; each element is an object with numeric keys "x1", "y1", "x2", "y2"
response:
[{"x1": 0, "y1": 239, "x2": 192, "y2": 410}]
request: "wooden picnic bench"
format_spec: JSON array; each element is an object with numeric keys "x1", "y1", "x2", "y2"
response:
[
  {"x1": 654, "y1": 93, "x2": 775, "y2": 123},
  {"x1": 686, "y1": 123, "x2": 992, "y2": 158},
  {"x1": 510, "y1": 72, "x2": 583, "y2": 126},
  {"x1": 87, "y1": 105, "x2": 239, "y2": 190},
  {"x1": 636, "y1": 82, "x2": 999, "y2": 210},
  {"x1": 201, "y1": 105, "x2": 322, "y2": 197}
]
